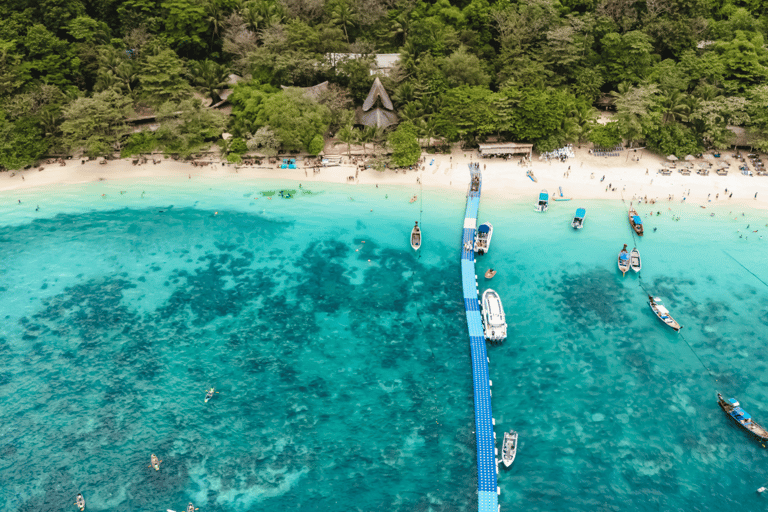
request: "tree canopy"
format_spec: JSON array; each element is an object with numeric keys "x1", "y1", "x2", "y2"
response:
[{"x1": 3, "y1": 0, "x2": 768, "y2": 168}]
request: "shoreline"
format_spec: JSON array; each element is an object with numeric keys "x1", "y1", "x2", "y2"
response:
[{"x1": 2, "y1": 146, "x2": 768, "y2": 211}]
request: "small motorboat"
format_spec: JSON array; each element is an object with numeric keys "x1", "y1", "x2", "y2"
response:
[
  {"x1": 717, "y1": 393, "x2": 768, "y2": 444},
  {"x1": 618, "y1": 244, "x2": 630, "y2": 276},
  {"x1": 571, "y1": 208, "x2": 586, "y2": 229},
  {"x1": 410, "y1": 221, "x2": 421, "y2": 251},
  {"x1": 535, "y1": 190, "x2": 549, "y2": 212},
  {"x1": 205, "y1": 387, "x2": 215, "y2": 403},
  {"x1": 74, "y1": 493, "x2": 85, "y2": 511},
  {"x1": 500, "y1": 430, "x2": 518, "y2": 467},
  {"x1": 484, "y1": 269, "x2": 497, "y2": 279},
  {"x1": 648, "y1": 296, "x2": 682, "y2": 331},
  {"x1": 150, "y1": 453, "x2": 162, "y2": 471},
  {"x1": 630, "y1": 247, "x2": 641, "y2": 272},
  {"x1": 475, "y1": 222, "x2": 493, "y2": 255},
  {"x1": 482, "y1": 289, "x2": 507, "y2": 342},
  {"x1": 629, "y1": 206, "x2": 644, "y2": 236}
]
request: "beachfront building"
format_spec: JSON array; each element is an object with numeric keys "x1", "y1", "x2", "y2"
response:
[
  {"x1": 358, "y1": 77, "x2": 398, "y2": 129},
  {"x1": 478, "y1": 142, "x2": 533, "y2": 159},
  {"x1": 325, "y1": 53, "x2": 401, "y2": 76}
]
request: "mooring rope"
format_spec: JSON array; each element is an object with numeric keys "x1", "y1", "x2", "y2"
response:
[{"x1": 623, "y1": 206, "x2": 717, "y2": 382}]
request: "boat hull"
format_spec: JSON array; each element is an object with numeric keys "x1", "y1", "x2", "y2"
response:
[
  {"x1": 618, "y1": 250, "x2": 630, "y2": 275},
  {"x1": 500, "y1": 431, "x2": 518, "y2": 467},
  {"x1": 475, "y1": 222, "x2": 493, "y2": 255},
  {"x1": 718, "y1": 393, "x2": 768, "y2": 445},
  {"x1": 629, "y1": 207, "x2": 644, "y2": 236},
  {"x1": 648, "y1": 296, "x2": 681, "y2": 331},
  {"x1": 630, "y1": 248, "x2": 641, "y2": 272},
  {"x1": 482, "y1": 289, "x2": 507, "y2": 342},
  {"x1": 410, "y1": 223, "x2": 421, "y2": 251}
]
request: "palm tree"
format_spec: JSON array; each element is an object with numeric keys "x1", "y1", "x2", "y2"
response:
[
  {"x1": 189, "y1": 59, "x2": 230, "y2": 104},
  {"x1": 399, "y1": 102, "x2": 423, "y2": 125},
  {"x1": 336, "y1": 123, "x2": 360, "y2": 157},
  {"x1": 330, "y1": 0, "x2": 357, "y2": 44},
  {"x1": 660, "y1": 91, "x2": 690, "y2": 124},
  {"x1": 569, "y1": 104, "x2": 598, "y2": 145},
  {"x1": 205, "y1": 0, "x2": 225, "y2": 43},
  {"x1": 388, "y1": 11, "x2": 411, "y2": 46},
  {"x1": 356, "y1": 126, "x2": 375, "y2": 156},
  {"x1": 241, "y1": 1, "x2": 263, "y2": 31},
  {"x1": 416, "y1": 117, "x2": 438, "y2": 149},
  {"x1": 115, "y1": 61, "x2": 137, "y2": 95}
]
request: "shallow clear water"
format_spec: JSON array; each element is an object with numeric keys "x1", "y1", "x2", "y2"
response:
[{"x1": 1, "y1": 178, "x2": 768, "y2": 511}]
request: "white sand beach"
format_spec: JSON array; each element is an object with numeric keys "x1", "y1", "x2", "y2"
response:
[{"x1": 2, "y1": 146, "x2": 767, "y2": 211}]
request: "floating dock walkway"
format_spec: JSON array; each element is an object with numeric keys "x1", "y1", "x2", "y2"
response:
[{"x1": 461, "y1": 164, "x2": 499, "y2": 512}]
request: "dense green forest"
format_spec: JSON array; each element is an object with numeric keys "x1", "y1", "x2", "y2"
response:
[{"x1": 2, "y1": 0, "x2": 768, "y2": 169}]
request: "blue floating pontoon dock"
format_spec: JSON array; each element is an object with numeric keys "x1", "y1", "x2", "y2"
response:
[{"x1": 461, "y1": 164, "x2": 499, "y2": 512}]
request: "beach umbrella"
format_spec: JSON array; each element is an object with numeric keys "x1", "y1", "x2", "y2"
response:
[
  {"x1": 667, "y1": 155, "x2": 678, "y2": 161},
  {"x1": 684, "y1": 154, "x2": 695, "y2": 161},
  {"x1": 703, "y1": 154, "x2": 714, "y2": 161}
]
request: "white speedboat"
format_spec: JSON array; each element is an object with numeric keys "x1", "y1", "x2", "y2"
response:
[
  {"x1": 630, "y1": 247, "x2": 641, "y2": 273},
  {"x1": 475, "y1": 222, "x2": 493, "y2": 255},
  {"x1": 535, "y1": 190, "x2": 549, "y2": 212},
  {"x1": 482, "y1": 289, "x2": 507, "y2": 342},
  {"x1": 571, "y1": 208, "x2": 586, "y2": 229},
  {"x1": 500, "y1": 430, "x2": 518, "y2": 467},
  {"x1": 410, "y1": 221, "x2": 421, "y2": 251}
]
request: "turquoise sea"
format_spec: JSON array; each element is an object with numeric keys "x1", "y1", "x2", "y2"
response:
[{"x1": 2, "y1": 176, "x2": 768, "y2": 512}]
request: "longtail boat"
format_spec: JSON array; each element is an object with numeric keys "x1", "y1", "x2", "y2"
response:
[
  {"x1": 629, "y1": 206, "x2": 644, "y2": 235},
  {"x1": 717, "y1": 393, "x2": 768, "y2": 445}
]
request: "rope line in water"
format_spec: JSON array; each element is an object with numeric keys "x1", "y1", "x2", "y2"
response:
[
  {"x1": 624, "y1": 203, "x2": 716, "y2": 383},
  {"x1": 722, "y1": 250, "x2": 768, "y2": 289}
]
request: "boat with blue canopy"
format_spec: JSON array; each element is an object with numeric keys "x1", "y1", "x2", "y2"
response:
[
  {"x1": 629, "y1": 206, "x2": 643, "y2": 235},
  {"x1": 717, "y1": 393, "x2": 768, "y2": 444},
  {"x1": 474, "y1": 222, "x2": 493, "y2": 255},
  {"x1": 571, "y1": 208, "x2": 586, "y2": 229},
  {"x1": 618, "y1": 244, "x2": 630, "y2": 275},
  {"x1": 535, "y1": 190, "x2": 549, "y2": 212}
]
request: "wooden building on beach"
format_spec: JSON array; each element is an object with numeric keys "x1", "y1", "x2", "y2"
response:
[{"x1": 478, "y1": 143, "x2": 533, "y2": 159}]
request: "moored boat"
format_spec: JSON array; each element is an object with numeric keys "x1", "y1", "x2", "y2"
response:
[
  {"x1": 410, "y1": 221, "x2": 421, "y2": 251},
  {"x1": 484, "y1": 269, "x2": 497, "y2": 279},
  {"x1": 618, "y1": 244, "x2": 630, "y2": 275},
  {"x1": 475, "y1": 222, "x2": 493, "y2": 255},
  {"x1": 648, "y1": 295, "x2": 682, "y2": 331},
  {"x1": 629, "y1": 206, "x2": 644, "y2": 235},
  {"x1": 482, "y1": 289, "x2": 507, "y2": 342},
  {"x1": 571, "y1": 208, "x2": 586, "y2": 229},
  {"x1": 535, "y1": 190, "x2": 549, "y2": 212},
  {"x1": 74, "y1": 493, "x2": 85, "y2": 511},
  {"x1": 500, "y1": 430, "x2": 518, "y2": 467},
  {"x1": 717, "y1": 393, "x2": 768, "y2": 444},
  {"x1": 630, "y1": 247, "x2": 641, "y2": 273}
]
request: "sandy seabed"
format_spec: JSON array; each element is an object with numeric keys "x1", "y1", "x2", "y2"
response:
[{"x1": 2, "y1": 146, "x2": 767, "y2": 211}]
